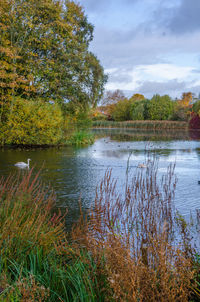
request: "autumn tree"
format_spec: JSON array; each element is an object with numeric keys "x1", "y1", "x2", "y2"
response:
[
  {"x1": 0, "y1": 0, "x2": 106, "y2": 115},
  {"x1": 178, "y1": 92, "x2": 193, "y2": 108},
  {"x1": 172, "y1": 92, "x2": 193, "y2": 121},
  {"x1": 129, "y1": 93, "x2": 145, "y2": 102},
  {"x1": 0, "y1": 0, "x2": 34, "y2": 122}
]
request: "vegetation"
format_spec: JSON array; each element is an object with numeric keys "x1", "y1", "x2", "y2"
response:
[
  {"x1": 147, "y1": 94, "x2": 174, "y2": 120},
  {"x1": 0, "y1": 0, "x2": 107, "y2": 146},
  {"x1": 69, "y1": 130, "x2": 94, "y2": 146},
  {"x1": 95, "y1": 91, "x2": 200, "y2": 130},
  {"x1": 0, "y1": 163, "x2": 200, "y2": 301},
  {"x1": 92, "y1": 120, "x2": 188, "y2": 130},
  {"x1": 0, "y1": 169, "x2": 102, "y2": 301},
  {"x1": 0, "y1": 98, "x2": 64, "y2": 145}
]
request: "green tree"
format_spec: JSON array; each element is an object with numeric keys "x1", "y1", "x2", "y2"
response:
[
  {"x1": 131, "y1": 99, "x2": 149, "y2": 120},
  {"x1": 147, "y1": 94, "x2": 174, "y2": 120},
  {"x1": 112, "y1": 98, "x2": 134, "y2": 121},
  {"x1": 0, "y1": 0, "x2": 106, "y2": 112}
]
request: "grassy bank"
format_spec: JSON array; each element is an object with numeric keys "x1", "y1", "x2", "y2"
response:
[
  {"x1": 0, "y1": 165, "x2": 199, "y2": 301},
  {"x1": 92, "y1": 120, "x2": 188, "y2": 130},
  {"x1": 67, "y1": 130, "x2": 95, "y2": 146}
]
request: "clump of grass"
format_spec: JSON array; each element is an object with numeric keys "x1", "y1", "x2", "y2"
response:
[
  {"x1": 72, "y1": 160, "x2": 196, "y2": 301},
  {"x1": 68, "y1": 130, "x2": 95, "y2": 146},
  {"x1": 0, "y1": 169, "x2": 104, "y2": 301}
]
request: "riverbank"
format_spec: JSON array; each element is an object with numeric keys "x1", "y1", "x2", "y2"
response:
[
  {"x1": 0, "y1": 130, "x2": 95, "y2": 149},
  {"x1": 92, "y1": 120, "x2": 188, "y2": 130},
  {"x1": 0, "y1": 166, "x2": 199, "y2": 301}
]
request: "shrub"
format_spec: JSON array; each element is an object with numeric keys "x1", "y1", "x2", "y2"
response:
[{"x1": 1, "y1": 98, "x2": 63, "y2": 145}]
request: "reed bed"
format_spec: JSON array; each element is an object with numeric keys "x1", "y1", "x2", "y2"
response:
[
  {"x1": 72, "y1": 160, "x2": 198, "y2": 302},
  {"x1": 0, "y1": 170, "x2": 100, "y2": 301},
  {"x1": 92, "y1": 120, "x2": 188, "y2": 130}
]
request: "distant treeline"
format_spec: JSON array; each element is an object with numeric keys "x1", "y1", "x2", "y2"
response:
[{"x1": 92, "y1": 90, "x2": 200, "y2": 123}]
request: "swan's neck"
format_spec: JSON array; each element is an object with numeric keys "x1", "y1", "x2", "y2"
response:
[{"x1": 27, "y1": 159, "x2": 30, "y2": 166}]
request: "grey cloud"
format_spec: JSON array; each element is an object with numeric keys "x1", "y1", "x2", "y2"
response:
[
  {"x1": 109, "y1": 72, "x2": 133, "y2": 84},
  {"x1": 170, "y1": 0, "x2": 200, "y2": 34},
  {"x1": 155, "y1": 0, "x2": 200, "y2": 34},
  {"x1": 122, "y1": 80, "x2": 200, "y2": 99},
  {"x1": 136, "y1": 79, "x2": 187, "y2": 97},
  {"x1": 90, "y1": 26, "x2": 200, "y2": 69}
]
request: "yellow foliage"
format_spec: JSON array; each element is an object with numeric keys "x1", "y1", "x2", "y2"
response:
[
  {"x1": 3, "y1": 98, "x2": 63, "y2": 145},
  {"x1": 178, "y1": 92, "x2": 193, "y2": 108}
]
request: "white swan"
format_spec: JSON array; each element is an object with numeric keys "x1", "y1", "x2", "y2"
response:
[{"x1": 15, "y1": 158, "x2": 31, "y2": 168}]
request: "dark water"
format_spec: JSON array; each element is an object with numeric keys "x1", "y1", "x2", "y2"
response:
[{"x1": 0, "y1": 128, "x2": 200, "y2": 226}]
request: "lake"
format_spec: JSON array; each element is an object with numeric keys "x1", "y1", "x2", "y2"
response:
[{"x1": 0, "y1": 128, "x2": 200, "y2": 227}]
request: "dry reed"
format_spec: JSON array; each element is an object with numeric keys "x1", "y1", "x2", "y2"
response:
[
  {"x1": 72, "y1": 159, "x2": 195, "y2": 301},
  {"x1": 0, "y1": 168, "x2": 67, "y2": 260},
  {"x1": 92, "y1": 120, "x2": 188, "y2": 130}
]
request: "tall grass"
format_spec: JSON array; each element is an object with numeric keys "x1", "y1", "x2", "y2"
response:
[
  {"x1": 0, "y1": 164, "x2": 199, "y2": 301},
  {"x1": 68, "y1": 130, "x2": 95, "y2": 146},
  {"x1": 92, "y1": 120, "x2": 188, "y2": 130},
  {"x1": 72, "y1": 160, "x2": 197, "y2": 301},
  {"x1": 0, "y1": 169, "x2": 101, "y2": 301}
]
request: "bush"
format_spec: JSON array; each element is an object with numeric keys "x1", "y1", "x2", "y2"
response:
[{"x1": 1, "y1": 98, "x2": 63, "y2": 145}]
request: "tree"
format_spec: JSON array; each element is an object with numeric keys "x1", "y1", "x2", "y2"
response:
[
  {"x1": 178, "y1": 92, "x2": 193, "y2": 108},
  {"x1": 0, "y1": 0, "x2": 106, "y2": 114},
  {"x1": 129, "y1": 93, "x2": 145, "y2": 102},
  {"x1": 0, "y1": 0, "x2": 34, "y2": 121},
  {"x1": 102, "y1": 89, "x2": 125, "y2": 106},
  {"x1": 147, "y1": 94, "x2": 174, "y2": 120},
  {"x1": 80, "y1": 52, "x2": 108, "y2": 109},
  {"x1": 131, "y1": 99, "x2": 149, "y2": 120},
  {"x1": 112, "y1": 98, "x2": 135, "y2": 121}
]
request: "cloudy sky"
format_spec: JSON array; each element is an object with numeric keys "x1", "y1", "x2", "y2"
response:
[{"x1": 77, "y1": 0, "x2": 200, "y2": 98}]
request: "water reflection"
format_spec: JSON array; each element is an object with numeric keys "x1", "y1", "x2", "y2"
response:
[{"x1": 0, "y1": 129, "x2": 200, "y2": 228}]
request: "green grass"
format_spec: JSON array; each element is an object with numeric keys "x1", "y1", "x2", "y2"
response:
[
  {"x1": 68, "y1": 130, "x2": 95, "y2": 146},
  {"x1": 0, "y1": 249, "x2": 103, "y2": 302},
  {"x1": 0, "y1": 170, "x2": 107, "y2": 301}
]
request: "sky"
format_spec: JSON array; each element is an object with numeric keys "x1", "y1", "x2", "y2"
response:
[{"x1": 77, "y1": 0, "x2": 200, "y2": 99}]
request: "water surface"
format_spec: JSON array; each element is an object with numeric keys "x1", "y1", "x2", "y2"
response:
[{"x1": 0, "y1": 128, "x2": 200, "y2": 226}]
